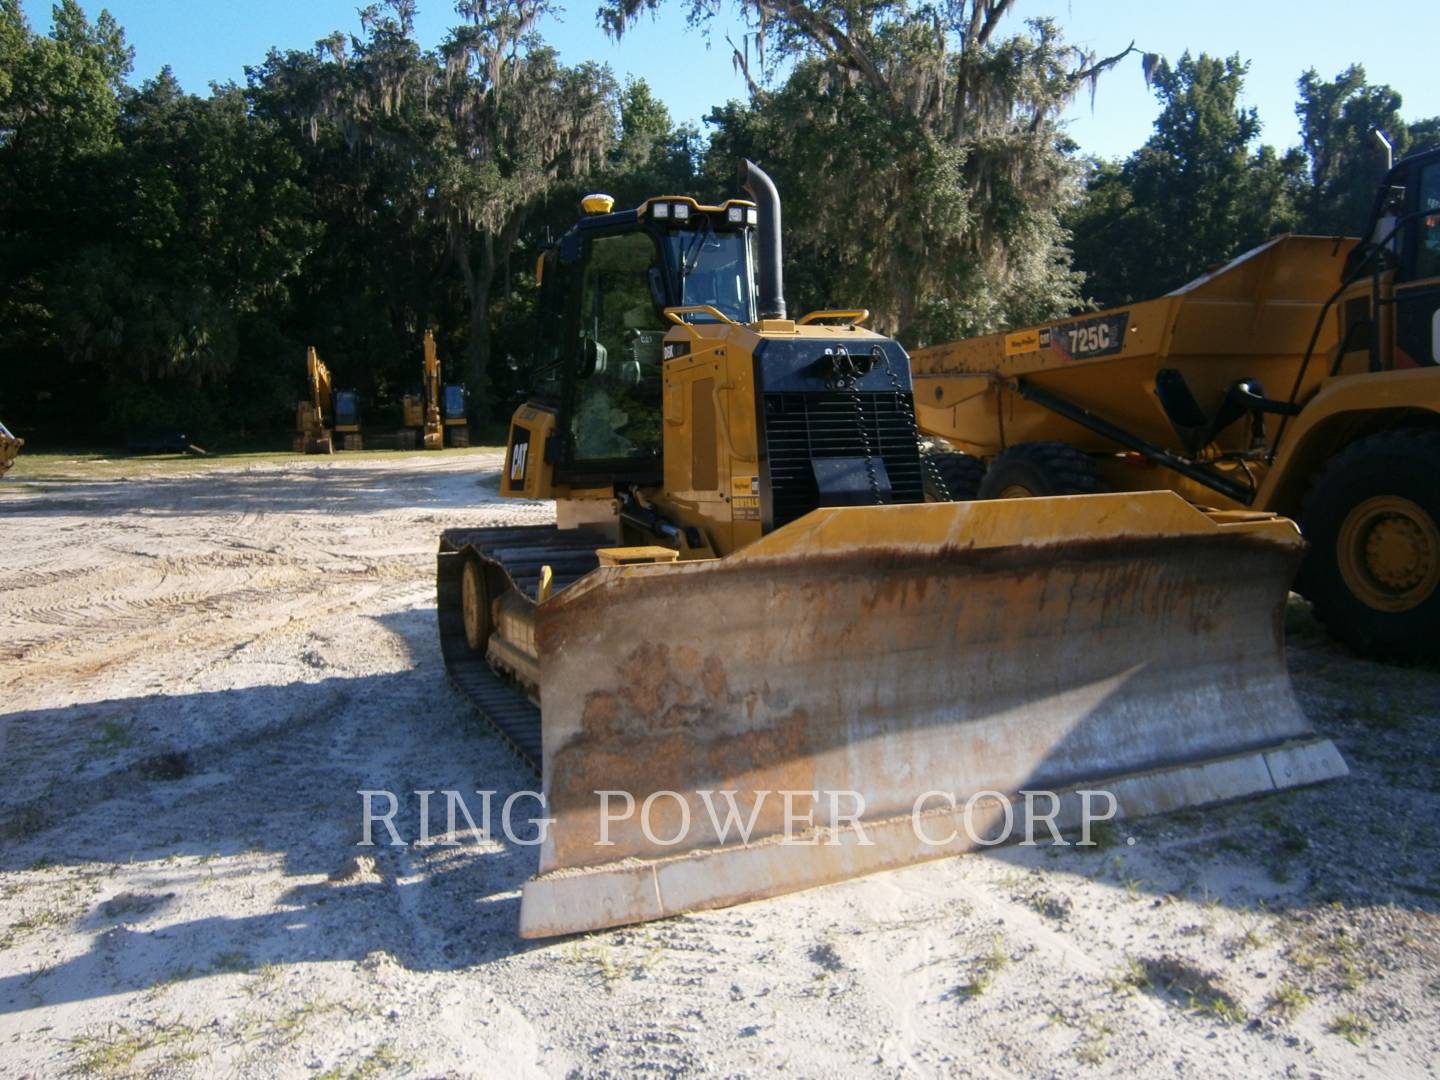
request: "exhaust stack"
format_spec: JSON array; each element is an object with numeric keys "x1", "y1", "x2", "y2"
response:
[{"x1": 739, "y1": 159, "x2": 786, "y2": 320}]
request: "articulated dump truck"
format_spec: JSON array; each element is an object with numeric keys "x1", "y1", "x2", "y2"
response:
[
  {"x1": 436, "y1": 162, "x2": 1346, "y2": 939},
  {"x1": 912, "y1": 146, "x2": 1440, "y2": 660}
]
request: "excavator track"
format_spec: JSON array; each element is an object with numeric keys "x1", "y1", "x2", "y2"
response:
[{"x1": 436, "y1": 525, "x2": 608, "y2": 770}]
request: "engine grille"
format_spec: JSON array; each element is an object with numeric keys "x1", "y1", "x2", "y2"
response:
[{"x1": 761, "y1": 391, "x2": 925, "y2": 530}]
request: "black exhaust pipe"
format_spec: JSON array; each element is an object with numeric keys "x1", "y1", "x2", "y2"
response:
[{"x1": 739, "y1": 159, "x2": 786, "y2": 320}]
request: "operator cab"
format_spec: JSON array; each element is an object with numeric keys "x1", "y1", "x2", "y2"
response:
[
  {"x1": 1355, "y1": 145, "x2": 1440, "y2": 368},
  {"x1": 333, "y1": 390, "x2": 361, "y2": 429},
  {"x1": 530, "y1": 195, "x2": 760, "y2": 485},
  {"x1": 442, "y1": 383, "x2": 467, "y2": 422}
]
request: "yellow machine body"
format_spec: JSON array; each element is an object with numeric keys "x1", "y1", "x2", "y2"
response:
[
  {"x1": 421, "y1": 331, "x2": 444, "y2": 450},
  {"x1": 910, "y1": 146, "x2": 1440, "y2": 658},
  {"x1": 912, "y1": 235, "x2": 1440, "y2": 512},
  {"x1": 436, "y1": 166, "x2": 1346, "y2": 938},
  {"x1": 294, "y1": 346, "x2": 334, "y2": 455},
  {"x1": 294, "y1": 346, "x2": 361, "y2": 452},
  {"x1": 402, "y1": 332, "x2": 469, "y2": 449}
]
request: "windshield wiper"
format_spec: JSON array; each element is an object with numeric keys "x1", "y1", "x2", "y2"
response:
[{"x1": 679, "y1": 219, "x2": 714, "y2": 281}]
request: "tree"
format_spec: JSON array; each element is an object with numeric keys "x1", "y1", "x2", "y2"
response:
[
  {"x1": 1, "y1": 0, "x2": 133, "y2": 431},
  {"x1": 1067, "y1": 53, "x2": 1303, "y2": 307},
  {"x1": 602, "y1": 0, "x2": 1140, "y2": 342},
  {"x1": 437, "y1": 0, "x2": 616, "y2": 398},
  {"x1": 1296, "y1": 66, "x2": 1438, "y2": 235},
  {"x1": 262, "y1": 0, "x2": 616, "y2": 405},
  {"x1": 57, "y1": 72, "x2": 316, "y2": 432},
  {"x1": 606, "y1": 77, "x2": 700, "y2": 204}
]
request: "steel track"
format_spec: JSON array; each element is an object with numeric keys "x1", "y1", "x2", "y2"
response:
[{"x1": 436, "y1": 525, "x2": 607, "y2": 771}]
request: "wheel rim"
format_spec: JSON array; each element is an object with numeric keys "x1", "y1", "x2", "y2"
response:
[
  {"x1": 1336, "y1": 495, "x2": 1440, "y2": 613},
  {"x1": 997, "y1": 484, "x2": 1036, "y2": 499},
  {"x1": 461, "y1": 560, "x2": 491, "y2": 652}
]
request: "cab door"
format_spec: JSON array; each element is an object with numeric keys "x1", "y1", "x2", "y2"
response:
[
  {"x1": 555, "y1": 229, "x2": 668, "y2": 485},
  {"x1": 1395, "y1": 155, "x2": 1440, "y2": 368}
]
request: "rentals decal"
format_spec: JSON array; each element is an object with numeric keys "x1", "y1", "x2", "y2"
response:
[{"x1": 731, "y1": 474, "x2": 760, "y2": 520}]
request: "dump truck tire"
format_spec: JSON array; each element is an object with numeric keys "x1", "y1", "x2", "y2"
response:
[
  {"x1": 978, "y1": 441, "x2": 1104, "y2": 499},
  {"x1": 922, "y1": 450, "x2": 985, "y2": 501},
  {"x1": 1296, "y1": 428, "x2": 1440, "y2": 662}
]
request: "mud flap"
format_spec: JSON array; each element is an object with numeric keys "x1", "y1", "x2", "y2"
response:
[{"x1": 517, "y1": 492, "x2": 1346, "y2": 938}]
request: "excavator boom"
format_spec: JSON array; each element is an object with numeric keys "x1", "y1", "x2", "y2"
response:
[{"x1": 294, "y1": 347, "x2": 334, "y2": 454}]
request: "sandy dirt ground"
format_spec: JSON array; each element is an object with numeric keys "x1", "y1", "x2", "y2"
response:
[{"x1": 1, "y1": 452, "x2": 1437, "y2": 1079}]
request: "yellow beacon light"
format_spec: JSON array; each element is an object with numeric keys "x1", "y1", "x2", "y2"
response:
[{"x1": 580, "y1": 193, "x2": 615, "y2": 214}]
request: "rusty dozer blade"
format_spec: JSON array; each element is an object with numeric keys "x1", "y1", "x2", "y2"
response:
[{"x1": 509, "y1": 491, "x2": 1345, "y2": 938}]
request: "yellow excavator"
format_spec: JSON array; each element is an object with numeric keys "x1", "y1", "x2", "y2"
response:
[
  {"x1": 401, "y1": 331, "x2": 470, "y2": 449},
  {"x1": 911, "y1": 145, "x2": 1440, "y2": 660},
  {"x1": 435, "y1": 162, "x2": 1346, "y2": 939},
  {"x1": 294, "y1": 346, "x2": 362, "y2": 453},
  {"x1": 0, "y1": 420, "x2": 22, "y2": 475}
]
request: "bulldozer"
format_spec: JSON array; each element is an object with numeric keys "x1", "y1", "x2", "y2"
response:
[
  {"x1": 401, "y1": 331, "x2": 470, "y2": 449},
  {"x1": 0, "y1": 420, "x2": 22, "y2": 476},
  {"x1": 294, "y1": 346, "x2": 363, "y2": 453},
  {"x1": 911, "y1": 145, "x2": 1440, "y2": 660},
  {"x1": 435, "y1": 163, "x2": 1346, "y2": 939}
]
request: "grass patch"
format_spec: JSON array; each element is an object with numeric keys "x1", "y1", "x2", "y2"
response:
[
  {"x1": 1026, "y1": 888, "x2": 1073, "y2": 921},
  {"x1": 953, "y1": 935, "x2": 1009, "y2": 1000},
  {"x1": 316, "y1": 1042, "x2": 410, "y2": 1080},
  {"x1": 10, "y1": 445, "x2": 505, "y2": 483},
  {"x1": 1227, "y1": 918, "x2": 1269, "y2": 955},
  {"x1": 210, "y1": 950, "x2": 253, "y2": 973},
  {"x1": 1079, "y1": 820, "x2": 1119, "y2": 852},
  {"x1": 98, "y1": 892, "x2": 171, "y2": 920},
  {"x1": 67, "y1": 1020, "x2": 197, "y2": 1075},
  {"x1": 1327, "y1": 1011, "x2": 1373, "y2": 1045},
  {"x1": 1266, "y1": 980, "x2": 1310, "y2": 1020},
  {"x1": 1285, "y1": 924, "x2": 1370, "y2": 992},
  {"x1": 808, "y1": 940, "x2": 844, "y2": 973},
  {"x1": 1073, "y1": 1016, "x2": 1115, "y2": 1066},
  {"x1": 1, "y1": 906, "x2": 65, "y2": 949},
  {"x1": 1134, "y1": 956, "x2": 1247, "y2": 1025},
  {"x1": 245, "y1": 961, "x2": 282, "y2": 997},
  {"x1": 562, "y1": 940, "x2": 625, "y2": 988},
  {"x1": 91, "y1": 721, "x2": 132, "y2": 751},
  {"x1": 236, "y1": 998, "x2": 343, "y2": 1046},
  {"x1": 1104, "y1": 957, "x2": 1150, "y2": 996}
]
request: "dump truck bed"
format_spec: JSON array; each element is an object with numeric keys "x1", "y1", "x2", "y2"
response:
[{"x1": 912, "y1": 235, "x2": 1357, "y2": 466}]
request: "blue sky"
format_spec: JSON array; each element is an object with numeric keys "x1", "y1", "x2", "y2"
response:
[{"x1": 20, "y1": 0, "x2": 1440, "y2": 160}]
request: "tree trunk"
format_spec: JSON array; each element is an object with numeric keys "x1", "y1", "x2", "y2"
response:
[
  {"x1": 455, "y1": 230, "x2": 496, "y2": 415},
  {"x1": 454, "y1": 208, "x2": 530, "y2": 426}
]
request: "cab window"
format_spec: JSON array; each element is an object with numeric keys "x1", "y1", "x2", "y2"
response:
[
  {"x1": 667, "y1": 227, "x2": 755, "y2": 324},
  {"x1": 1415, "y1": 162, "x2": 1440, "y2": 280},
  {"x1": 570, "y1": 231, "x2": 666, "y2": 464}
]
